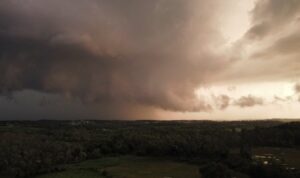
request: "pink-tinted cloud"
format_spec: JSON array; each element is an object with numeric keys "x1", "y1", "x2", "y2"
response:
[{"x1": 234, "y1": 95, "x2": 263, "y2": 108}]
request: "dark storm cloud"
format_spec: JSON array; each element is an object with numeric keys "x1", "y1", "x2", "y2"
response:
[
  {"x1": 234, "y1": 95, "x2": 263, "y2": 108},
  {"x1": 0, "y1": 0, "x2": 231, "y2": 117}
]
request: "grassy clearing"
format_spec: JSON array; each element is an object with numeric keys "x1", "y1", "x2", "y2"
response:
[{"x1": 36, "y1": 156, "x2": 200, "y2": 178}]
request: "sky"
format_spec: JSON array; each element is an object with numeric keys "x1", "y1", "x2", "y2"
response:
[{"x1": 0, "y1": 0, "x2": 300, "y2": 120}]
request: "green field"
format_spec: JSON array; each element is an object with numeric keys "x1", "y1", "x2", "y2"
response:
[{"x1": 36, "y1": 156, "x2": 200, "y2": 178}]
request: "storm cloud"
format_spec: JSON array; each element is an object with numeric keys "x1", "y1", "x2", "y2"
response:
[
  {"x1": 0, "y1": 0, "x2": 234, "y2": 118},
  {"x1": 1, "y1": 0, "x2": 299, "y2": 120}
]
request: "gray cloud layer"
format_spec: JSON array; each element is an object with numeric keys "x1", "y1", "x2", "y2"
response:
[{"x1": 0, "y1": 0, "x2": 232, "y2": 118}]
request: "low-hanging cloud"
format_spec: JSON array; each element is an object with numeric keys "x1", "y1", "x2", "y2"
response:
[
  {"x1": 294, "y1": 83, "x2": 300, "y2": 103},
  {"x1": 234, "y1": 95, "x2": 263, "y2": 108},
  {"x1": 0, "y1": 0, "x2": 235, "y2": 118},
  {"x1": 215, "y1": 95, "x2": 231, "y2": 110},
  {"x1": 294, "y1": 83, "x2": 300, "y2": 94}
]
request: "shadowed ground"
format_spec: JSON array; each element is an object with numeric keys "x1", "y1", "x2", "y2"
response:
[{"x1": 36, "y1": 156, "x2": 200, "y2": 178}]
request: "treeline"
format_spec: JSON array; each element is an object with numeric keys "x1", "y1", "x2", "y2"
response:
[
  {"x1": 246, "y1": 122, "x2": 300, "y2": 147},
  {"x1": 0, "y1": 120, "x2": 299, "y2": 178}
]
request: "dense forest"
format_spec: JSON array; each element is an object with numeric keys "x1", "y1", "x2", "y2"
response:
[{"x1": 0, "y1": 120, "x2": 299, "y2": 178}]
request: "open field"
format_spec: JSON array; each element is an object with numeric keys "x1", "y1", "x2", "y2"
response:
[{"x1": 36, "y1": 156, "x2": 200, "y2": 178}]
